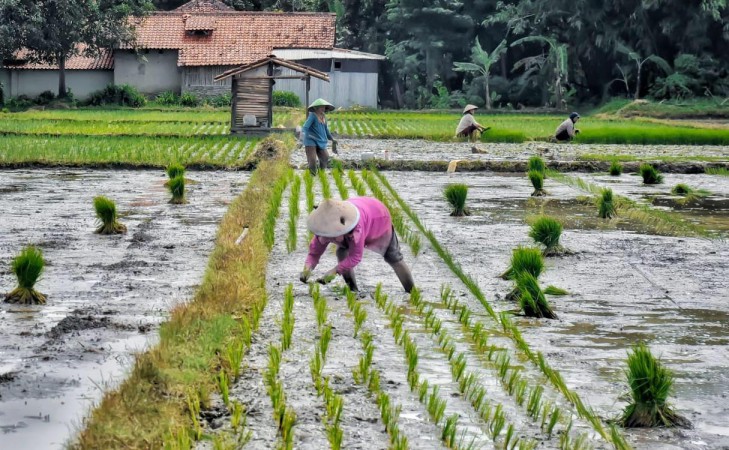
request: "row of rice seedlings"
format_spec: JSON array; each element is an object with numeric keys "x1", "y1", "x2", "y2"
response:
[
  {"x1": 370, "y1": 170, "x2": 630, "y2": 448},
  {"x1": 359, "y1": 169, "x2": 421, "y2": 256},
  {"x1": 372, "y1": 285, "x2": 485, "y2": 449},
  {"x1": 263, "y1": 169, "x2": 293, "y2": 250},
  {"x1": 263, "y1": 344, "x2": 297, "y2": 449},
  {"x1": 307, "y1": 285, "x2": 345, "y2": 449},
  {"x1": 705, "y1": 167, "x2": 729, "y2": 176},
  {"x1": 549, "y1": 171, "x2": 711, "y2": 237},
  {"x1": 281, "y1": 284, "x2": 295, "y2": 351},
  {"x1": 318, "y1": 168, "x2": 333, "y2": 199},
  {"x1": 341, "y1": 288, "x2": 409, "y2": 449},
  {"x1": 286, "y1": 174, "x2": 302, "y2": 253},
  {"x1": 408, "y1": 288, "x2": 543, "y2": 448},
  {"x1": 346, "y1": 169, "x2": 368, "y2": 196},
  {"x1": 331, "y1": 165, "x2": 350, "y2": 200}
]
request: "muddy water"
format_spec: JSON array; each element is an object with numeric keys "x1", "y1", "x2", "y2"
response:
[
  {"x1": 382, "y1": 171, "x2": 729, "y2": 449},
  {"x1": 289, "y1": 139, "x2": 729, "y2": 165},
  {"x1": 0, "y1": 169, "x2": 247, "y2": 448}
]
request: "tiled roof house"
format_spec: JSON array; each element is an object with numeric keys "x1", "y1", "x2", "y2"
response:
[{"x1": 1, "y1": 0, "x2": 384, "y2": 106}]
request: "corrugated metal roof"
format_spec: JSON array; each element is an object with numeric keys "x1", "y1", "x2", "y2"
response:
[{"x1": 272, "y1": 48, "x2": 385, "y2": 61}]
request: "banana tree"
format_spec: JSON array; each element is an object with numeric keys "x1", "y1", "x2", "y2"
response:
[
  {"x1": 615, "y1": 43, "x2": 672, "y2": 99},
  {"x1": 453, "y1": 37, "x2": 508, "y2": 110},
  {"x1": 510, "y1": 35, "x2": 568, "y2": 108}
]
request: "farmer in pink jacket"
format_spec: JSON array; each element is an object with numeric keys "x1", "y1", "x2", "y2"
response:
[{"x1": 299, "y1": 197, "x2": 415, "y2": 293}]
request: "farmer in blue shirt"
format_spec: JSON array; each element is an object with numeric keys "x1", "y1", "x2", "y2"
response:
[{"x1": 302, "y1": 98, "x2": 338, "y2": 174}]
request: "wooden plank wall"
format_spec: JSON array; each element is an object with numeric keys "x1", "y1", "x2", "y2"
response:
[{"x1": 233, "y1": 77, "x2": 270, "y2": 129}]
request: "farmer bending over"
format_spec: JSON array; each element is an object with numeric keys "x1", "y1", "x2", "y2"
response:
[
  {"x1": 554, "y1": 112, "x2": 580, "y2": 142},
  {"x1": 299, "y1": 197, "x2": 415, "y2": 293},
  {"x1": 302, "y1": 98, "x2": 338, "y2": 175},
  {"x1": 456, "y1": 104, "x2": 488, "y2": 141}
]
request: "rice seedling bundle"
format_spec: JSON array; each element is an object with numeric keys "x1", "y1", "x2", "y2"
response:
[
  {"x1": 168, "y1": 175, "x2": 186, "y2": 204},
  {"x1": 528, "y1": 156, "x2": 546, "y2": 175},
  {"x1": 609, "y1": 160, "x2": 623, "y2": 176},
  {"x1": 620, "y1": 343, "x2": 689, "y2": 428},
  {"x1": 639, "y1": 164, "x2": 664, "y2": 184},
  {"x1": 4, "y1": 246, "x2": 47, "y2": 305},
  {"x1": 166, "y1": 162, "x2": 185, "y2": 180},
  {"x1": 528, "y1": 216, "x2": 566, "y2": 256},
  {"x1": 93, "y1": 196, "x2": 127, "y2": 234},
  {"x1": 528, "y1": 170, "x2": 546, "y2": 197},
  {"x1": 598, "y1": 188, "x2": 616, "y2": 219},
  {"x1": 443, "y1": 183, "x2": 470, "y2": 216},
  {"x1": 516, "y1": 273, "x2": 557, "y2": 319},
  {"x1": 500, "y1": 246, "x2": 544, "y2": 281}
]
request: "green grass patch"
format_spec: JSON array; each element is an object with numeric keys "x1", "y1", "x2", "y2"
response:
[{"x1": 594, "y1": 98, "x2": 729, "y2": 120}]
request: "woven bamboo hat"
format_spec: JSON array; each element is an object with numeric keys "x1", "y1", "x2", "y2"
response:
[
  {"x1": 463, "y1": 104, "x2": 478, "y2": 114},
  {"x1": 307, "y1": 199, "x2": 360, "y2": 237},
  {"x1": 308, "y1": 98, "x2": 335, "y2": 112}
]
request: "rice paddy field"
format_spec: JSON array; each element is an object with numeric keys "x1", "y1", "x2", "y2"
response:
[{"x1": 0, "y1": 106, "x2": 728, "y2": 450}]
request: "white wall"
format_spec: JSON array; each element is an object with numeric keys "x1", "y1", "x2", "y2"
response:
[
  {"x1": 0, "y1": 69, "x2": 113, "y2": 100},
  {"x1": 274, "y1": 68, "x2": 378, "y2": 108},
  {"x1": 114, "y1": 50, "x2": 181, "y2": 95}
]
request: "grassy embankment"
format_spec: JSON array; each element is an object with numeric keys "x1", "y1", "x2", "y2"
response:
[
  {"x1": 71, "y1": 138, "x2": 292, "y2": 449},
  {"x1": 594, "y1": 98, "x2": 729, "y2": 120}
]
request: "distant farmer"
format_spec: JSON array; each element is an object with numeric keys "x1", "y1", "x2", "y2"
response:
[
  {"x1": 456, "y1": 104, "x2": 488, "y2": 140},
  {"x1": 299, "y1": 197, "x2": 415, "y2": 293},
  {"x1": 302, "y1": 98, "x2": 338, "y2": 175},
  {"x1": 554, "y1": 112, "x2": 581, "y2": 142}
]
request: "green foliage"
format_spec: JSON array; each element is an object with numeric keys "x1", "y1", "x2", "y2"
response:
[
  {"x1": 528, "y1": 156, "x2": 546, "y2": 174},
  {"x1": 444, "y1": 183, "x2": 469, "y2": 216},
  {"x1": 620, "y1": 343, "x2": 689, "y2": 428},
  {"x1": 4, "y1": 246, "x2": 47, "y2": 305},
  {"x1": 502, "y1": 246, "x2": 544, "y2": 280},
  {"x1": 273, "y1": 91, "x2": 302, "y2": 107},
  {"x1": 168, "y1": 175, "x2": 186, "y2": 204},
  {"x1": 529, "y1": 216, "x2": 562, "y2": 251},
  {"x1": 179, "y1": 92, "x2": 200, "y2": 107},
  {"x1": 598, "y1": 188, "x2": 616, "y2": 219},
  {"x1": 528, "y1": 170, "x2": 546, "y2": 196},
  {"x1": 166, "y1": 163, "x2": 185, "y2": 179},
  {"x1": 516, "y1": 273, "x2": 557, "y2": 319},
  {"x1": 609, "y1": 160, "x2": 623, "y2": 176},
  {"x1": 156, "y1": 91, "x2": 179, "y2": 106},
  {"x1": 544, "y1": 285, "x2": 569, "y2": 295},
  {"x1": 639, "y1": 164, "x2": 664, "y2": 184},
  {"x1": 206, "y1": 93, "x2": 232, "y2": 108},
  {"x1": 93, "y1": 195, "x2": 127, "y2": 234},
  {"x1": 88, "y1": 84, "x2": 147, "y2": 108}
]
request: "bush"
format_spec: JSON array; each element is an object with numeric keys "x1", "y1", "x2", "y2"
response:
[
  {"x1": 179, "y1": 91, "x2": 200, "y2": 107},
  {"x1": 273, "y1": 91, "x2": 301, "y2": 107},
  {"x1": 87, "y1": 84, "x2": 146, "y2": 107},
  {"x1": 156, "y1": 91, "x2": 179, "y2": 106},
  {"x1": 5, "y1": 96, "x2": 34, "y2": 111},
  {"x1": 205, "y1": 93, "x2": 232, "y2": 107},
  {"x1": 36, "y1": 90, "x2": 56, "y2": 105},
  {"x1": 639, "y1": 164, "x2": 663, "y2": 185}
]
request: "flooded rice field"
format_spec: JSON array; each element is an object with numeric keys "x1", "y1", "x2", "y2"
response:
[
  {"x1": 212, "y1": 168, "x2": 728, "y2": 449},
  {"x1": 0, "y1": 169, "x2": 247, "y2": 448}
]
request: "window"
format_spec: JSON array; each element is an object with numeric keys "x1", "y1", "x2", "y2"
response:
[{"x1": 334, "y1": 61, "x2": 342, "y2": 71}]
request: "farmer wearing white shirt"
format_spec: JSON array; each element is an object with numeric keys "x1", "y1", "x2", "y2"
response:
[
  {"x1": 456, "y1": 104, "x2": 487, "y2": 140},
  {"x1": 554, "y1": 112, "x2": 581, "y2": 141}
]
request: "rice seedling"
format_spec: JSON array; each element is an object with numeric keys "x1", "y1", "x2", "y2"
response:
[
  {"x1": 528, "y1": 170, "x2": 547, "y2": 196},
  {"x1": 318, "y1": 168, "x2": 332, "y2": 199},
  {"x1": 500, "y1": 246, "x2": 544, "y2": 281},
  {"x1": 503, "y1": 424, "x2": 515, "y2": 449},
  {"x1": 186, "y1": 389, "x2": 203, "y2": 440},
  {"x1": 671, "y1": 183, "x2": 710, "y2": 199},
  {"x1": 639, "y1": 163, "x2": 664, "y2": 184},
  {"x1": 281, "y1": 284, "x2": 295, "y2": 351},
  {"x1": 263, "y1": 171, "x2": 291, "y2": 250},
  {"x1": 544, "y1": 285, "x2": 569, "y2": 296},
  {"x1": 529, "y1": 216, "x2": 568, "y2": 256},
  {"x1": 217, "y1": 370, "x2": 230, "y2": 406},
  {"x1": 347, "y1": 169, "x2": 368, "y2": 196},
  {"x1": 230, "y1": 400, "x2": 245, "y2": 430},
  {"x1": 166, "y1": 162, "x2": 185, "y2": 180},
  {"x1": 319, "y1": 324, "x2": 332, "y2": 361},
  {"x1": 332, "y1": 167, "x2": 349, "y2": 200},
  {"x1": 303, "y1": 170, "x2": 316, "y2": 212},
  {"x1": 225, "y1": 340, "x2": 244, "y2": 382},
  {"x1": 314, "y1": 295, "x2": 328, "y2": 330},
  {"x1": 286, "y1": 175, "x2": 301, "y2": 253},
  {"x1": 427, "y1": 386, "x2": 447, "y2": 424},
  {"x1": 352, "y1": 301, "x2": 367, "y2": 338},
  {"x1": 528, "y1": 156, "x2": 546, "y2": 174},
  {"x1": 168, "y1": 175, "x2": 186, "y2": 204},
  {"x1": 517, "y1": 273, "x2": 558, "y2": 319},
  {"x1": 489, "y1": 404, "x2": 505, "y2": 441},
  {"x1": 527, "y1": 385, "x2": 544, "y2": 418},
  {"x1": 547, "y1": 407, "x2": 561, "y2": 437},
  {"x1": 706, "y1": 167, "x2": 729, "y2": 176},
  {"x1": 443, "y1": 183, "x2": 470, "y2": 216},
  {"x1": 609, "y1": 160, "x2": 623, "y2": 176},
  {"x1": 598, "y1": 188, "x2": 617, "y2": 219},
  {"x1": 620, "y1": 343, "x2": 689, "y2": 428},
  {"x1": 4, "y1": 246, "x2": 46, "y2": 305},
  {"x1": 280, "y1": 408, "x2": 296, "y2": 450},
  {"x1": 93, "y1": 196, "x2": 127, "y2": 234},
  {"x1": 442, "y1": 415, "x2": 459, "y2": 448},
  {"x1": 162, "y1": 427, "x2": 192, "y2": 450}
]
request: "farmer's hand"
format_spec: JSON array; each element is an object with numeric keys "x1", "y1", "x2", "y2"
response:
[
  {"x1": 299, "y1": 267, "x2": 312, "y2": 284},
  {"x1": 575, "y1": 129, "x2": 580, "y2": 134},
  {"x1": 331, "y1": 139, "x2": 339, "y2": 154},
  {"x1": 317, "y1": 268, "x2": 338, "y2": 285}
]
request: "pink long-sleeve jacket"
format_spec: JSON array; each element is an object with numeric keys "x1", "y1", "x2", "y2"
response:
[{"x1": 305, "y1": 197, "x2": 393, "y2": 273}]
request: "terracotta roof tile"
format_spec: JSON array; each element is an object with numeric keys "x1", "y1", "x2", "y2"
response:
[
  {"x1": 127, "y1": 11, "x2": 336, "y2": 67},
  {"x1": 174, "y1": 0, "x2": 233, "y2": 12},
  {"x1": 4, "y1": 46, "x2": 113, "y2": 70}
]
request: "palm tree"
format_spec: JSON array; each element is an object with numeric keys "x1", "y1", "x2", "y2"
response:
[
  {"x1": 453, "y1": 37, "x2": 509, "y2": 110},
  {"x1": 510, "y1": 35, "x2": 568, "y2": 108}
]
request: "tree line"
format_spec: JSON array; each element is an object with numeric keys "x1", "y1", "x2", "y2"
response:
[{"x1": 2, "y1": 0, "x2": 728, "y2": 108}]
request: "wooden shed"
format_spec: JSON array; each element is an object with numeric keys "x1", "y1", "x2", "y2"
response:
[{"x1": 214, "y1": 56, "x2": 329, "y2": 134}]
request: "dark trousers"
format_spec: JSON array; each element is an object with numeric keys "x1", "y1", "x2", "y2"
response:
[
  {"x1": 457, "y1": 124, "x2": 481, "y2": 139},
  {"x1": 305, "y1": 146, "x2": 329, "y2": 175},
  {"x1": 555, "y1": 129, "x2": 572, "y2": 141}
]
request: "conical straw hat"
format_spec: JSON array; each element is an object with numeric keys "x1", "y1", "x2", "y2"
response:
[
  {"x1": 307, "y1": 199, "x2": 360, "y2": 237},
  {"x1": 308, "y1": 98, "x2": 335, "y2": 112},
  {"x1": 463, "y1": 104, "x2": 478, "y2": 114}
]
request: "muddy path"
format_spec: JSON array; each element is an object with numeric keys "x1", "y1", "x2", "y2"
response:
[{"x1": 0, "y1": 169, "x2": 248, "y2": 448}]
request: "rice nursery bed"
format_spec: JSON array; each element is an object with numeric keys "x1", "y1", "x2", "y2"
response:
[
  {"x1": 201, "y1": 168, "x2": 728, "y2": 450},
  {"x1": 0, "y1": 168, "x2": 248, "y2": 448}
]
